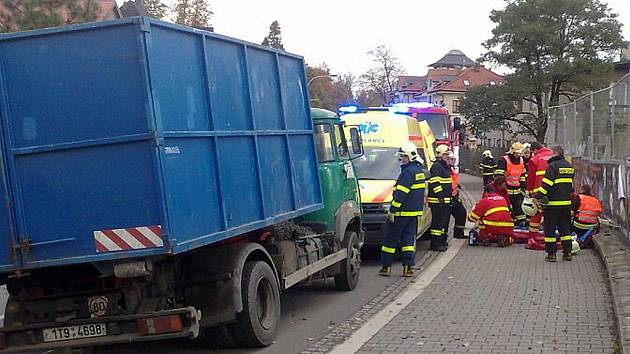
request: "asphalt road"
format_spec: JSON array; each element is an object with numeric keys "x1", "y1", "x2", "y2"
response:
[{"x1": 83, "y1": 243, "x2": 432, "y2": 354}]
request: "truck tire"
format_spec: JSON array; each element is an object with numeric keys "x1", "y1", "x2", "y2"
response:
[
  {"x1": 334, "y1": 230, "x2": 361, "y2": 291},
  {"x1": 233, "y1": 261, "x2": 280, "y2": 347}
]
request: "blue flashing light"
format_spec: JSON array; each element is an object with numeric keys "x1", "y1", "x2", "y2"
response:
[
  {"x1": 338, "y1": 105, "x2": 360, "y2": 114},
  {"x1": 388, "y1": 104, "x2": 410, "y2": 114}
]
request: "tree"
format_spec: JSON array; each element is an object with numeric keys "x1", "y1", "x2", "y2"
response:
[
  {"x1": 261, "y1": 21, "x2": 284, "y2": 50},
  {"x1": 174, "y1": 0, "x2": 192, "y2": 25},
  {"x1": 189, "y1": 0, "x2": 212, "y2": 28},
  {"x1": 358, "y1": 45, "x2": 405, "y2": 105},
  {"x1": 474, "y1": 0, "x2": 624, "y2": 142},
  {"x1": 460, "y1": 83, "x2": 540, "y2": 139},
  {"x1": 144, "y1": 0, "x2": 169, "y2": 20},
  {"x1": 0, "y1": 0, "x2": 99, "y2": 33},
  {"x1": 307, "y1": 63, "x2": 356, "y2": 111}
]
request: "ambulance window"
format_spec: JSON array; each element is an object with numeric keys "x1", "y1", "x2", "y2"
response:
[
  {"x1": 334, "y1": 124, "x2": 349, "y2": 159},
  {"x1": 314, "y1": 124, "x2": 335, "y2": 162}
]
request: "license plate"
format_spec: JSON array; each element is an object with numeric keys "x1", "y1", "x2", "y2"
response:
[{"x1": 43, "y1": 323, "x2": 107, "y2": 342}]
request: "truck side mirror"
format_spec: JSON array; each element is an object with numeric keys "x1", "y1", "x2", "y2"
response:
[
  {"x1": 349, "y1": 127, "x2": 363, "y2": 156},
  {"x1": 453, "y1": 116, "x2": 461, "y2": 131}
]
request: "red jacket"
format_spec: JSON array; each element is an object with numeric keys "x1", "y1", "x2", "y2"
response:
[
  {"x1": 468, "y1": 192, "x2": 514, "y2": 227},
  {"x1": 527, "y1": 147, "x2": 553, "y2": 192},
  {"x1": 484, "y1": 180, "x2": 509, "y2": 202}
]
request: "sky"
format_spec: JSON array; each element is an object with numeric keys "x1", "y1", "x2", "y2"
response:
[{"x1": 118, "y1": 0, "x2": 630, "y2": 77}]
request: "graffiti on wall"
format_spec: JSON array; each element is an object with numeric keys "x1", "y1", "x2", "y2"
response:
[{"x1": 573, "y1": 157, "x2": 629, "y2": 233}]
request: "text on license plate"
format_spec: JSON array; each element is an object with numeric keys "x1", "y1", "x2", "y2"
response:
[{"x1": 43, "y1": 323, "x2": 107, "y2": 342}]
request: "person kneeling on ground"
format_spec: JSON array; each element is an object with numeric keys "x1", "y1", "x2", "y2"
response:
[
  {"x1": 468, "y1": 185, "x2": 515, "y2": 247},
  {"x1": 571, "y1": 185, "x2": 602, "y2": 248}
]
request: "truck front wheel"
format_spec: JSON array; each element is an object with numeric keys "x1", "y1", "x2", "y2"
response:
[
  {"x1": 233, "y1": 261, "x2": 280, "y2": 347},
  {"x1": 334, "y1": 230, "x2": 361, "y2": 291}
]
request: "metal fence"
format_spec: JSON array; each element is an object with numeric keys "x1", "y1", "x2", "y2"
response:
[
  {"x1": 547, "y1": 73, "x2": 630, "y2": 237},
  {"x1": 547, "y1": 73, "x2": 630, "y2": 160}
]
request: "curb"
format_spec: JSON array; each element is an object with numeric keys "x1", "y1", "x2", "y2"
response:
[{"x1": 593, "y1": 227, "x2": 630, "y2": 354}]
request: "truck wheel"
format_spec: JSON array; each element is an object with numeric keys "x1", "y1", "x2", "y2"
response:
[
  {"x1": 334, "y1": 230, "x2": 361, "y2": 291},
  {"x1": 233, "y1": 261, "x2": 280, "y2": 347}
]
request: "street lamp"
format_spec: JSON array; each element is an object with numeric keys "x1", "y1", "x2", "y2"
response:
[{"x1": 308, "y1": 74, "x2": 338, "y2": 88}]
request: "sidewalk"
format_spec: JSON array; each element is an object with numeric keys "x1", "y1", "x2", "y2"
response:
[{"x1": 353, "y1": 174, "x2": 617, "y2": 353}]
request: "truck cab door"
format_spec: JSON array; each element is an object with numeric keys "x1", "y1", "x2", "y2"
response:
[{"x1": 0, "y1": 155, "x2": 20, "y2": 272}]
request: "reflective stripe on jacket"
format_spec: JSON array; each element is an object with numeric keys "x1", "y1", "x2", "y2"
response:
[
  {"x1": 575, "y1": 194, "x2": 602, "y2": 225},
  {"x1": 468, "y1": 192, "x2": 514, "y2": 228},
  {"x1": 390, "y1": 161, "x2": 426, "y2": 216},
  {"x1": 526, "y1": 147, "x2": 553, "y2": 193},
  {"x1": 535, "y1": 155, "x2": 574, "y2": 207},
  {"x1": 428, "y1": 159, "x2": 452, "y2": 205}
]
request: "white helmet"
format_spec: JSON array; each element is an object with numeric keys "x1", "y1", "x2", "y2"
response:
[
  {"x1": 396, "y1": 142, "x2": 424, "y2": 164},
  {"x1": 522, "y1": 197, "x2": 538, "y2": 217},
  {"x1": 482, "y1": 149, "x2": 493, "y2": 158},
  {"x1": 571, "y1": 234, "x2": 581, "y2": 255}
]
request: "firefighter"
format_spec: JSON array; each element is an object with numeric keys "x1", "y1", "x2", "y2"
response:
[
  {"x1": 525, "y1": 142, "x2": 553, "y2": 250},
  {"x1": 533, "y1": 145, "x2": 574, "y2": 262},
  {"x1": 378, "y1": 142, "x2": 426, "y2": 277},
  {"x1": 571, "y1": 184, "x2": 602, "y2": 248},
  {"x1": 485, "y1": 175, "x2": 509, "y2": 202},
  {"x1": 468, "y1": 184, "x2": 515, "y2": 246},
  {"x1": 479, "y1": 150, "x2": 497, "y2": 186},
  {"x1": 428, "y1": 144, "x2": 453, "y2": 252},
  {"x1": 522, "y1": 143, "x2": 532, "y2": 167},
  {"x1": 448, "y1": 152, "x2": 467, "y2": 239},
  {"x1": 495, "y1": 142, "x2": 527, "y2": 226}
]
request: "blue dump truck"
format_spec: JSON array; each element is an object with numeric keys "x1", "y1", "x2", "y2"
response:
[{"x1": 0, "y1": 17, "x2": 364, "y2": 352}]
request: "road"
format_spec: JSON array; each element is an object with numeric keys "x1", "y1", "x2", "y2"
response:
[{"x1": 61, "y1": 243, "x2": 431, "y2": 354}]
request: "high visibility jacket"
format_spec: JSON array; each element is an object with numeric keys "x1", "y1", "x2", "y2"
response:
[
  {"x1": 535, "y1": 155, "x2": 574, "y2": 207},
  {"x1": 451, "y1": 168, "x2": 459, "y2": 197},
  {"x1": 468, "y1": 192, "x2": 514, "y2": 228},
  {"x1": 526, "y1": 147, "x2": 553, "y2": 193},
  {"x1": 573, "y1": 194, "x2": 602, "y2": 229},
  {"x1": 496, "y1": 154, "x2": 525, "y2": 193},
  {"x1": 428, "y1": 159, "x2": 452, "y2": 205},
  {"x1": 390, "y1": 161, "x2": 426, "y2": 217},
  {"x1": 479, "y1": 156, "x2": 496, "y2": 177}
]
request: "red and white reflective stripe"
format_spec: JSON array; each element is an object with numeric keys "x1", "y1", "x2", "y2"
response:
[{"x1": 94, "y1": 225, "x2": 163, "y2": 253}]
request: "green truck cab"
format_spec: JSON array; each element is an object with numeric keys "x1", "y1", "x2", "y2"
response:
[{"x1": 297, "y1": 108, "x2": 364, "y2": 290}]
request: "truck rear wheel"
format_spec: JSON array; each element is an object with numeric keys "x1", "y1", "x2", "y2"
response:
[
  {"x1": 334, "y1": 230, "x2": 361, "y2": 291},
  {"x1": 233, "y1": 261, "x2": 280, "y2": 347}
]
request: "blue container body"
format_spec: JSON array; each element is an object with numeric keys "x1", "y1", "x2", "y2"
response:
[{"x1": 0, "y1": 17, "x2": 322, "y2": 272}]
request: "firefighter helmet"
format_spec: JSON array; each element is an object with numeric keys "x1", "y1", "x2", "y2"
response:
[
  {"x1": 435, "y1": 144, "x2": 450, "y2": 157},
  {"x1": 396, "y1": 142, "x2": 423, "y2": 164},
  {"x1": 510, "y1": 142, "x2": 524, "y2": 154},
  {"x1": 571, "y1": 234, "x2": 581, "y2": 255},
  {"x1": 522, "y1": 197, "x2": 538, "y2": 217},
  {"x1": 482, "y1": 149, "x2": 493, "y2": 158}
]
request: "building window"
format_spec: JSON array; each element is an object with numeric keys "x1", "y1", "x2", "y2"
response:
[
  {"x1": 496, "y1": 139, "x2": 502, "y2": 147},
  {"x1": 452, "y1": 100, "x2": 461, "y2": 113},
  {"x1": 463, "y1": 79, "x2": 470, "y2": 86}
]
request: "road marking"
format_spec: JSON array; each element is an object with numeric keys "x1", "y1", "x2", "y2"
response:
[{"x1": 329, "y1": 239, "x2": 466, "y2": 354}]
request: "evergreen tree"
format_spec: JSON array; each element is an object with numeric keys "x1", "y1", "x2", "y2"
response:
[
  {"x1": 261, "y1": 21, "x2": 284, "y2": 50},
  {"x1": 144, "y1": 0, "x2": 168, "y2": 20},
  {"x1": 0, "y1": 0, "x2": 99, "y2": 33},
  {"x1": 174, "y1": 0, "x2": 192, "y2": 25},
  {"x1": 189, "y1": 0, "x2": 212, "y2": 28}
]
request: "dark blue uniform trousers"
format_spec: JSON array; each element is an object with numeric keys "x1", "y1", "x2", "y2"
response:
[{"x1": 381, "y1": 216, "x2": 417, "y2": 267}]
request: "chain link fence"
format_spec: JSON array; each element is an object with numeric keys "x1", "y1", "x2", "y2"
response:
[
  {"x1": 547, "y1": 73, "x2": 630, "y2": 235},
  {"x1": 548, "y1": 73, "x2": 630, "y2": 160}
]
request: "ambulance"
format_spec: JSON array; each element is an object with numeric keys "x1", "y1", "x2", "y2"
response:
[{"x1": 341, "y1": 107, "x2": 436, "y2": 247}]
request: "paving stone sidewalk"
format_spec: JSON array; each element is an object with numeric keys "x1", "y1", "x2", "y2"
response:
[{"x1": 356, "y1": 174, "x2": 617, "y2": 354}]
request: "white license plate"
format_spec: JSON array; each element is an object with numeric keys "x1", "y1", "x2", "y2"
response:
[{"x1": 43, "y1": 323, "x2": 107, "y2": 342}]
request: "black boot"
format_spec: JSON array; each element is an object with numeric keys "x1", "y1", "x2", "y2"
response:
[{"x1": 545, "y1": 253, "x2": 557, "y2": 262}]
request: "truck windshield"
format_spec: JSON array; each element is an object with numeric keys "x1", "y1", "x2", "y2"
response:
[
  {"x1": 352, "y1": 147, "x2": 400, "y2": 180},
  {"x1": 417, "y1": 113, "x2": 449, "y2": 140}
]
